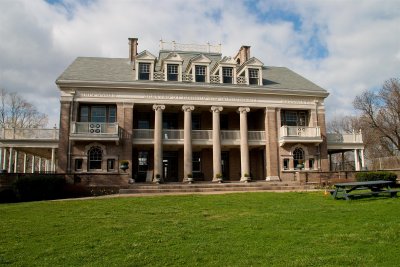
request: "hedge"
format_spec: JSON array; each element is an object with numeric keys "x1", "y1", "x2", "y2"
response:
[
  {"x1": 13, "y1": 175, "x2": 66, "y2": 201},
  {"x1": 355, "y1": 171, "x2": 397, "y2": 182}
]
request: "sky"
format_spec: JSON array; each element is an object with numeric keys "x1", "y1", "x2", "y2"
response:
[{"x1": 0, "y1": 0, "x2": 399, "y2": 127}]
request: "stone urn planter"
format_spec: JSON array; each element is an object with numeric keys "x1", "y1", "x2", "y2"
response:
[
  {"x1": 154, "y1": 174, "x2": 162, "y2": 184},
  {"x1": 187, "y1": 174, "x2": 194, "y2": 184},
  {"x1": 215, "y1": 173, "x2": 223, "y2": 183},
  {"x1": 120, "y1": 161, "x2": 129, "y2": 172}
]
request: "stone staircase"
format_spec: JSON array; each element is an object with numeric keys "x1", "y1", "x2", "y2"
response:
[{"x1": 119, "y1": 181, "x2": 316, "y2": 195}]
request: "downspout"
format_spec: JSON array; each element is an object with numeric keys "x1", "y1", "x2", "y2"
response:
[{"x1": 67, "y1": 91, "x2": 76, "y2": 173}]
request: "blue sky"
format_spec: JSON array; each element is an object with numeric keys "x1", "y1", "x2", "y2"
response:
[{"x1": 1, "y1": 0, "x2": 399, "y2": 126}]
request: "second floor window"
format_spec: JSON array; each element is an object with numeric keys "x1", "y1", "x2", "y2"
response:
[
  {"x1": 195, "y1": 65, "x2": 206, "y2": 82},
  {"x1": 139, "y1": 63, "x2": 150, "y2": 80},
  {"x1": 79, "y1": 105, "x2": 116, "y2": 123},
  {"x1": 222, "y1": 67, "x2": 233, "y2": 84},
  {"x1": 281, "y1": 110, "x2": 308, "y2": 127},
  {"x1": 167, "y1": 64, "x2": 178, "y2": 81},
  {"x1": 249, "y1": 68, "x2": 259, "y2": 85}
]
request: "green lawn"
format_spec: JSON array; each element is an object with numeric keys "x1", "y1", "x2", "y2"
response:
[{"x1": 1, "y1": 192, "x2": 399, "y2": 266}]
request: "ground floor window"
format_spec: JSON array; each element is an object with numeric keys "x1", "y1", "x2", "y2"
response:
[
  {"x1": 293, "y1": 148, "x2": 305, "y2": 169},
  {"x1": 193, "y1": 152, "x2": 201, "y2": 172},
  {"x1": 283, "y1": 158, "x2": 289, "y2": 170},
  {"x1": 107, "y1": 159, "x2": 115, "y2": 171},
  {"x1": 138, "y1": 151, "x2": 149, "y2": 172},
  {"x1": 309, "y1": 158, "x2": 314, "y2": 169},
  {"x1": 75, "y1": 159, "x2": 83, "y2": 171},
  {"x1": 88, "y1": 146, "x2": 102, "y2": 170}
]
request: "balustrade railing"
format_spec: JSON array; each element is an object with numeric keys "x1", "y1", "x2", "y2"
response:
[
  {"x1": 132, "y1": 129, "x2": 265, "y2": 142},
  {"x1": 327, "y1": 132, "x2": 363, "y2": 143},
  {"x1": 280, "y1": 126, "x2": 321, "y2": 137},
  {"x1": 0, "y1": 127, "x2": 59, "y2": 140},
  {"x1": 71, "y1": 122, "x2": 119, "y2": 135}
]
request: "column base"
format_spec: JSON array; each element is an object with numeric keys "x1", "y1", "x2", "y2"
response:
[
  {"x1": 240, "y1": 177, "x2": 251, "y2": 182},
  {"x1": 266, "y1": 176, "x2": 280, "y2": 181}
]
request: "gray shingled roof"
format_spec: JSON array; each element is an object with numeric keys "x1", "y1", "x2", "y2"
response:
[{"x1": 56, "y1": 56, "x2": 328, "y2": 93}]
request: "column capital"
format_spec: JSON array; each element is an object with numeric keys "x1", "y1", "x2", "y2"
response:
[
  {"x1": 238, "y1": 107, "x2": 250, "y2": 114},
  {"x1": 211, "y1": 106, "x2": 223, "y2": 113},
  {"x1": 182, "y1": 105, "x2": 195, "y2": 112},
  {"x1": 153, "y1": 104, "x2": 165, "y2": 111},
  {"x1": 265, "y1": 107, "x2": 277, "y2": 113}
]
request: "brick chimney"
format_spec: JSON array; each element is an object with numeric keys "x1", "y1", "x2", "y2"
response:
[
  {"x1": 128, "y1": 37, "x2": 138, "y2": 65},
  {"x1": 234, "y1": 45, "x2": 251, "y2": 65}
]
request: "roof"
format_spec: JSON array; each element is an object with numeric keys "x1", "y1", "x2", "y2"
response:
[{"x1": 56, "y1": 56, "x2": 328, "y2": 94}]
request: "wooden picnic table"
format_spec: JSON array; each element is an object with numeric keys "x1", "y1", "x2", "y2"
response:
[{"x1": 331, "y1": 180, "x2": 398, "y2": 200}]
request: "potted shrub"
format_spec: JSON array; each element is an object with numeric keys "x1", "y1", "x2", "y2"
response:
[
  {"x1": 216, "y1": 173, "x2": 223, "y2": 183},
  {"x1": 154, "y1": 173, "x2": 161, "y2": 184},
  {"x1": 187, "y1": 173, "x2": 194, "y2": 184},
  {"x1": 120, "y1": 160, "x2": 129, "y2": 172},
  {"x1": 243, "y1": 173, "x2": 251, "y2": 182}
]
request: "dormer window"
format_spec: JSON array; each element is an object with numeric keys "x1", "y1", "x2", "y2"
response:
[
  {"x1": 139, "y1": 63, "x2": 150, "y2": 80},
  {"x1": 195, "y1": 65, "x2": 206, "y2": 82},
  {"x1": 222, "y1": 67, "x2": 233, "y2": 84},
  {"x1": 249, "y1": 68, "x2": 259, "y2": 85},
  {"x1": 167, "y1": 64, "x2": 179, "y2": 81}
]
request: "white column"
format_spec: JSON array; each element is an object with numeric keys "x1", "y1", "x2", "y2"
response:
[
  {"x1": 182, "y1": 105, "x2": 194, "y2": 182},
  {"x1": 354, "y1": 149, "x2": 360, "y2": 171},
  {"x1": 39, "y1": 158, "x2": 42, "y2": 173},
  {"x1": 211, "y1": 106, "x2": 223, "y2": 181},
  {"x1": 2, "y1": 148, "x2": 7, "y2": 170},
  {"x1": 153, "y1": 104, "x2": 165, "y2": 182},
  {"x1": 51, "y1": 148, "x2": 56, "y2": 173},
  {"x1": 32, "y1": 155, "x2": 35, "y2": 173},
  {"x1": 360, "y1": 149, "x2": 365, "y2": 170},
  {"x1": 8, "y1": 147, "x2": 13, "y2": 173},
  {"x1": 23, "y1": 153, "x2": 27, "y2": 173},
  {"x1": 0, "y1": 148, "x2": 2, "y2": 168},
  {"x1": 14, "y1": 150, "x2": 18, "y2": 173},
  {"x1": 238, "y1": 107, "x2": 250, "y2": 181}
]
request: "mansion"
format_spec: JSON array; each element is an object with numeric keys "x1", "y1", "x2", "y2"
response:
[{"x1": 0, "y1": 37, "x2": 365, "y2": 183}]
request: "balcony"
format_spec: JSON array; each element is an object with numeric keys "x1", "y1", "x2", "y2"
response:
[
  {"x1": 327, "y1": 132, "x2": 364, "y2": 151},
  {"x1": 70, "y1": 122, "x2": 120, "y2": 141},
  {"x1": 279, "y1": 126, "x2": 322, "y2": 146},
  {"x1": 132, "y1": 129, "x2": 265, "y2": 145}
]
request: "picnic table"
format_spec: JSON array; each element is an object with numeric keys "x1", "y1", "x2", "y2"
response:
[{"x1": 331, "y1": 180, "x2": 398, "y2": 200}]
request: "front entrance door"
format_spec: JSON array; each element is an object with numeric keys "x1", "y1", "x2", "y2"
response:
[
  {"x1": 222, "y1": 151, "x2": 229, "y2": 180},
  {"x1": 163, "y1": 151, "x2": 178, "y2": 182}
]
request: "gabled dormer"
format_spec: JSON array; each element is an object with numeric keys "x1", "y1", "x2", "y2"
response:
[
  {"x1": 237, "y1": 57, "x2": 264, "y2": 85},
  {"x1": 161, "y1": 52, "x2": 183, "y2": 82},
  {"x1": 186, "y1": 54, "x2": 212, "y2": 83},
  {"x1": 135, "y1": 50, "x2": 157, "y2": 81},
  {"x1": 212, "y1": 57, "x2": 237, "y2": 84}
]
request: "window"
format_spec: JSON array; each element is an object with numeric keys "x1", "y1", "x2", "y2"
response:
[
  {"x1": 192, "y1": 113, "x2": 201, "y2": 130},
  {"x1": 138, "y1": 151, "x2": 149, "y2": 172},
  {"x1": 220, "y1": 114, "x2": 228, "y2": 130},
  {"x1": 193, "y1": 152, "x2": 201, "y2": 172},
  {"x1": 88, "y1": 146, "x2": 102, "y2": 170},
  {"x1": 222, "y1": 67, "x2": 233, "y2": 84},
  {"x1": 79, "y1": 105, "x2": 117, "y2": 123},
  {"x1": 107, "y1": 159, "x2": 115, "y2": 171},
  {"x1": 249, "y1": 68, "x2": 259, "y2": 85},
  {"x1": 281, "y1": 110, "x2": 308, "y2": 127},
  {"x1": 137, "y1": 112, "x2": 151, "y2": 129},
  {"x1": 139, "y1": 63, "x2": 150, "y2": 80},
  {"x1": 293, "y1": 148, "x2": 305, "y2": 169},
  {"x1": 309, "y1": 158, "x2": 314, "y2": 170},
  {"x1": 163, "y1": 113, "x2": 178, "y2": 129},
  {"x1": 75, "y1": 159, "x2": 83, "y2": 171},
  {"x1": 283, "y1": 158, "x2": 289, "y2": 170},
  {"x1": 195, "y1": 65, "x2": 206, "y2": 82},
  {"x1": 167, "y1": 64, "x2": 178, "y2": 81}
]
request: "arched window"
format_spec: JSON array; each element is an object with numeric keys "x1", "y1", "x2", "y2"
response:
[
  {"x1": 88, "y1": 146, "x2": 102, "y2": 170},
  {"x1": 293, "y1": 147, "x2": 305, "y2": 169}
]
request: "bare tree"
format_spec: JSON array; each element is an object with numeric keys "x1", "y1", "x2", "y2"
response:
[
  {"x1": 0, "y1": 88, "x2": 48, "y2": 128},
  {"x1": 353, "y1": 78, "x2": 400, "y2": 156}
]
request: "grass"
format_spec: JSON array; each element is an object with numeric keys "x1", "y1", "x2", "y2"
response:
[{"x1": 1, "y1": 192, "x2": 400, "y2": 266}]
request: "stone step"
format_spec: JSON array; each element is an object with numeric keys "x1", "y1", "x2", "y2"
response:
[{"x1": 119, "y1": 182, "x2": 314, "y2": 195}]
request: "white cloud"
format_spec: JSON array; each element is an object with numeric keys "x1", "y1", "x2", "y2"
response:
[{"x1": 0, "y1": 0, "x2": 399, "y2": 126}]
